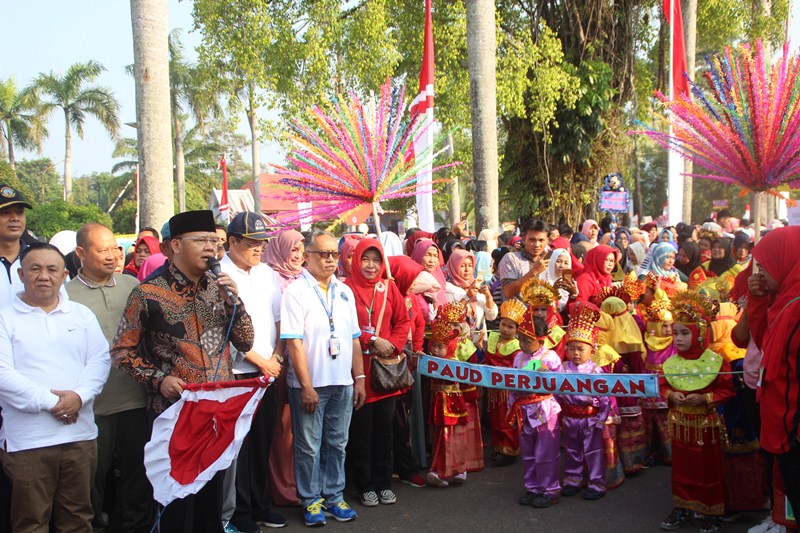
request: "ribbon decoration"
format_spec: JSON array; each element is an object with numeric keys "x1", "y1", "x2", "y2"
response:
[{"x1": 418, "y1": 355, "x2": 660, "y2": 398}]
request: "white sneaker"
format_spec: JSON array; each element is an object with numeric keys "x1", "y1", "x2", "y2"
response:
[
  {"x1": 359, "y1": 490, "x2": 379, "y2": 507},
  {"x1": 749, "y1": 516, "x2": 776, "y2": 533},
  {"x1": 378, "y1": 489, "x2": 397, "y2": 504},
  {"x1": 426, "y1": 471, "x2": 449, "y2": 488},
  {"x1": 451, "y1": 471, "x2": 467, "y2": 483},
  {"x1": 766, "y1": 525, "x2": 786, "y2": 533}
]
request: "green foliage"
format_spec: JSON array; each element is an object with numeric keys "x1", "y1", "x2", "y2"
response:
[
  {"x1": 26, "y1": 200, "x2": 112, "y2": 240},
  {"x1": 112, "y1": 200, "x2": 137, "y2": 234},
  {"x1": 0, "y1": 78, "x2": 48, "y2": 163},
  {"x1": 0, "y1": 160, "x2": 33, "y2": 199},
  {"x1": 13, "y1": 158, "x2": 62, "y2": 204}
]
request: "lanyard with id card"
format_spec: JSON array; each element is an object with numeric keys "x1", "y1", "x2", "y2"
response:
[{"x1": 311, "y1": 280, "x2": 341, "y2": 359}]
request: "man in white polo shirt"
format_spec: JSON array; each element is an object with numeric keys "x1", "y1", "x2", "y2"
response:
[
  {"x1": 0, "y1": 242, "x2": 110, "y2": 532},
  {"x1": 281, "y1": 230, "x2": 365, "y2": 527},
  {"x1": 220, "y1": 211, "x2": 287, "y2": 532}
]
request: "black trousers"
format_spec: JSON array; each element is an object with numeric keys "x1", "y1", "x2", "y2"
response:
[
  {"x1": 392, "y1": 390, "x2": 418, "y2": 478},
  {"x1": 233, "y1": 379, "x2": 277, "y2": 523},
  {"x1": 349, "y1": 396, "x2": 397, "y2": 493},
  {"x1": 93, "y1": 408, "x2": 153, "y2": 532},
  {"x1": 159, "y1": 471, "x2": 224, "y2": 533},
  {"x1": 775, "y1": 444, "x2": 800, "y2": 524}
]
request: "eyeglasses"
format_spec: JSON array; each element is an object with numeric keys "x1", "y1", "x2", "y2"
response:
[
  {"x1": 236, "y1": 237, "x2": 264, "y2": 249},
  {"x1": 306, "y1": 250, "x2": 340, "y2": 260},
  {"x1": 174, "y1": 237, "x2": 218, "y2": 246}
]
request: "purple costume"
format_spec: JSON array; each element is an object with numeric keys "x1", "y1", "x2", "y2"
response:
[
  {"x1": 508, "y1": 347, "x2": 562, "y2": 496},
  {"x1": 559, "y1": 360, "x2": 611, "y2": 492}
]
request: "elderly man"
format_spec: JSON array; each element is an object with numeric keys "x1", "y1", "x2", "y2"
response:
[
  {"x1": 497, "y1": 218, "x2": 551, "y2": 300},
  {"x1": 67, "y1": 223, "x2": 151, "y2": 532},
  {"x1": 0, "y1": 242, "x2": 110, "y2": 532},
  {"x1": 280, "y1": 230, "x2": 365, "y2": 527},
  {"x1": 112, "y1": 210, "x2": 254, "y2": 533},
  {"x1": 220, "y1": 212, "x2": 287, "y2": 531}
]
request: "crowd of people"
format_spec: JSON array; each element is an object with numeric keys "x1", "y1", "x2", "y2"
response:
[{"x1": 0, "y1": 181, "x2": 797, "y2": 533}]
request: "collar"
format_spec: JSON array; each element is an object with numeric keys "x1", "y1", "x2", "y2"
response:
[
  {"x1": 12, "y1": 292, "x2": 68, "y2": 314},
  {"x1": 75, "y1": 269, "x2": 117, "y2": 289},
  {"x1": 302, "y1": 268, "x2": 337, "y2": 288}
]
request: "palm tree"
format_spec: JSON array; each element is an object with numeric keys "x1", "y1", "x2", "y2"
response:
[
  {"x1": 31, "y1": 61, "x2": 120, "y2": 201},
  {"x1": 130, "y1": 0, "x2": 174, "y2": 227},
  {"x1": 0, "y1": 78, "x2": 47, "y2": 169},
  {"x1": 465, "y1": 0, "x2": 499, "y2": 233}
]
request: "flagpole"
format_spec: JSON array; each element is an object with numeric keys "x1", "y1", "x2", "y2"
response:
[
  {"x1": 135, "y1": 163, "x2": 140, "y2": 234},
  {"x1": 667, "y1": 0, "x2": 684, "y2": 226}
]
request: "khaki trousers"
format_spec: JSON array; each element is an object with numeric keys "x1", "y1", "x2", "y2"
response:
[{"x1": 1, "y1": 439, "x2": 97, "y2": 533}]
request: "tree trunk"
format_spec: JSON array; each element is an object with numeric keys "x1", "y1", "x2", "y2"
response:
[
  {"x1": 681, "y1": 0, "x2": 696, "y2": 222},
  {"x1": 450, "y1": 176, "x2": 460, "y2": 228},
  {"x1": 6, "y1": 122, "x2": 15, "y2": 170},
  {"x1": 64, "y1": 109, "x2": 72, "y2": 201},
  {"x1": 174, "y1": 115, "x2": 185, "y2": 212},
  {"x1": 248, "y1": 84, "x2": 261, "y2": 214},
  {"x1": 130, "y1": 0, "x2": 174, "y2": 228},
  {"x1": 465, "y1": 0, "x2": 499, "y2": 234}
]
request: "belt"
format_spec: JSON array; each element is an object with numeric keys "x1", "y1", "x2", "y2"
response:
[{"x1": 560, "y1": 403, "x2": 598, "y2": 418}]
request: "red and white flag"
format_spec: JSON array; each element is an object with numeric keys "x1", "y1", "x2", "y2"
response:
[
  {"x1": 219, "y1": 154, "x2": 229, "y2": 222},
  {"x1": 663, "y1": 0, "x2": 690, "y2": 99},
  {"x1": 144, "y1": 377, "x2": 271, "y2": 506},
  {"x1": 410, "y1": 0, "x2": 435, "y2": 232}
]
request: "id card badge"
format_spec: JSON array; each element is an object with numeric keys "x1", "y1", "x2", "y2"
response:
[{"x1": 329, "y1": 336, "x2": 341, "y2": 359}]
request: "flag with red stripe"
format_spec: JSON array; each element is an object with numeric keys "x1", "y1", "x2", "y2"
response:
[
  {"x1": 410, "y1": 0, "x2": 435, "y2": 231},
  {"x1": 219, "y1": 154, "x2": 229, "y2": 222}
]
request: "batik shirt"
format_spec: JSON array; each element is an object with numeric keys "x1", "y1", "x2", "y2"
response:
[{"x1": 111, "y1": 262, "x2": 254, "y2": 414}]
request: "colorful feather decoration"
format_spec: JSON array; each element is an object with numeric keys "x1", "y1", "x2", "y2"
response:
[
  {"x1": 631, "y1": 41, "x2": 800, "y2": 196},
  {"x1": 270, "y1": 79, "x2": 458, "y2": 228}
]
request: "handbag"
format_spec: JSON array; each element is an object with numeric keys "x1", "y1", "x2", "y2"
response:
[{"x1": 369, "y1": 285, "x2": 414, "y2": 393}]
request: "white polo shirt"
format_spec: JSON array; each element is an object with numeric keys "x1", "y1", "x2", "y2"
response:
[
  {"x1": 0, "y1": 294, "x2": 111, "y2": 452},
  {"x1": 220, "y1": 254, "x2": 281, "y2": 374},
  {"x1": 280, "y1": 269, "x2": 360, "y2": 389}
]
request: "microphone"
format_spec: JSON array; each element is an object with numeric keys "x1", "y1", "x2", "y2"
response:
[{"x1": 206, "y1": 257, "x2": 236, "y2": 302}]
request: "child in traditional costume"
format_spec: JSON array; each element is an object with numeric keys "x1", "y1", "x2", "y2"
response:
[
  {"x1": 453, "y1": 306, "x2": 483, "y2": 475},
  {"x1": 659, "y1": 292, "x2": 734, "y2": 533},
  {"x1": 559, "y1": 304, "x2": 611, "y2": 501},
  {"x1": 642, "y1": 290, "x2": 675, "y2": 465},
  {"x1": 426, "y1": 303, "x2": 470, "y2": 488},
  {"x1": 520, "y1": 277, "x2": 566, "y2": 358},
  {"x1": 485, "y1": 299, "x2": 526, "y2": 466},
  {"x1": 508, "y1": 308, "x2": 563, "y2": 508}
]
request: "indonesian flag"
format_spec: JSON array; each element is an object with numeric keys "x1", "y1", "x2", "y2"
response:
[
  {"x1": 410, "y1": 0, "x2": 435, "y2": 232},
  {"x1": 663, "y1": 0, "x2": 690, "y2": 99},
  {"x1": 144, "y1": 377, "x2": 271, "y2": 506},
  {"x1": 219, "y1": 154, "x2": 229, "y2": 222}
]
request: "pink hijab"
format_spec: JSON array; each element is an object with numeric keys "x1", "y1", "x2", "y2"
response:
[
  {"x1": 445, "y1": 249, "x2": 475, "y2": 289},
  {"x1": 411, "y1": 238, "x2": 448, "y2": 307},
  {"x1": 262, "y1": 229, "x2": 304, "y2": 279},
  {"x1": 581, "y1": 219, "x2": 599, "y2": 244}
]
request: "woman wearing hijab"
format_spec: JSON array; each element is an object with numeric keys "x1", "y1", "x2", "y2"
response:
[
  {"x1": 550, "y1": 236, "x2": 585, "y2": 277},
  {"x1": 445, "y1": 249, "x2": 498, "y2": 347},
  {"x1": 581, "y1": 219, "x2": 600, "y2": 246},
  {"x1": 627, "y1": 242, "x2": 647, "y2": 277},
  {"x1": 337, "y1": 233, "x2": 363, "y2": 279},
  {"x1": 731, "y1": 233, "x2": 752, "y2": 267},
  {"x1": 122, "y1": 235, "x2": 159, "y2": 278},
  {"x1": 575, "y1": 245, "x2": 617, "y2": 306},
  {"x1": 404, "y1": 230, "x2": 434, "y2": 257},
  {"x1": 612, "y1": 228, "x2": 631, "y2": 281},
  {"x1": 345, "y1": 239, "x2": 412, "y2": 507},
  {"x1": 645, "y1": 242, "x2": 686, "y2": 296},
  {"x1": 749, "y1": 227, "x2": 800, "y2": 523},
  {"x1": 541, "y1": 248, "x2": 578, "y2": 312},
  {"x1": 688, "y1": 237, "x2": 742, "y2": 289},
  {"x1": 411, "y1": 239, "x2": 448, "y2": 323},
  {"x1": 474, "y1": 250, "x2": 493, "y2": 284},
  {"x1": 262, "y1": 229, "x2": 305, "y2": 292},
  {"x1": 676, "y1": 242, "x2": 701, "y2": 283}
]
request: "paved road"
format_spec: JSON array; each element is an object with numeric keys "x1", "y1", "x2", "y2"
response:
[{"x1": 272, "y1": 458, "x2": 767, "y2": 532}]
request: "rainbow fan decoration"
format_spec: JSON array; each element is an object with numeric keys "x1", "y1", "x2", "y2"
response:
[
  {"x1": 271, "y1": 79, "x2": 457, "y2": 229},
  {"x1": 632, "y1": 41, "x2": 800, "y2": 201}
]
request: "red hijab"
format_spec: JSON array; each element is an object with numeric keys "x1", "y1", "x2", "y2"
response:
[
  {"x1": 575, "y1": 244, "x2": 615, "y2": 305},
  {"x1": 344, "y1": 238, "x2": 388, "y2": 315},
  {"x1": 445, "y1": 249, "x2": 476, "y2": 289},
  {"x1": 404, "y1": 230, "x2": 435, "y2": 257},
  {"x1": 338, "y1": 234, "x2": 363, "y2": 278},
  {"x1": 388, "y1": 255, "x2": 424, "y2": 296},
  {"x1": 123, "y1": 236, "x2": 160, "y2": 277},
  {"x1": 676, "y1": 322, "x2": 710, "y2": 360},
  {"x1": 411, "y1": 238, "x2": 448, "y2": 307}
]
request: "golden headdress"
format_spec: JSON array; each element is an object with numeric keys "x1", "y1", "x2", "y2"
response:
[
  {"x1": 644, "y1": 271, "x2": 662, "y2": 291},
  {"x1": 565, "y1": 302, "x2": 601, "y2": 346},
  {"x1": 520, "y1": 277, "x2": 560, "y2": 308},
  {"x1": 697, "y1": 277, "x2": 731, "y2": 304},
  {"x1": 643, "y1": 288, "x2": 673, "y2": 323},
  {"x1": 517, "y1": 305, "x2": 543, "y2": 340},
  {"x1": 435, "y1": 300, "x2": 468, "y2": 324},
  {"x1": 670, "y1": 290, "x2": 716, "y2": 326},
  {"x1": 597, "y1": 272, "x2": 646, "y2": 304},
  {"x1": 500, "y1": 299, "x2": 527, "y2": 325},
  {"x1": 430, "y1": 317, "x2": 459, "y2": 343}
]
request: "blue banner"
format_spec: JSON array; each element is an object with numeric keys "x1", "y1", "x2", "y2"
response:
[{"x1": 418, "y1": 355, "x2": 660, "y2": 398}]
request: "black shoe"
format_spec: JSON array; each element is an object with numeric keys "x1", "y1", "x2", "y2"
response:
[
  {"x1": 257, "y1": 511, "x2": 288, "y2": 529},
  {"x1": 660, "y1": 508, "x2": 690, "y2": 530},
  {"x1": 494, "y1": 454, "x2": 516, "y2": 467},
  {"x1": 530, "y1": 494, "x2": 558, "y2": 508},
  {"x1": 583, "y1": 489, "x2": 605, "y2": 501},
  {"x1": 518, "y1": 491, "x2": 539, "y2": 506},
  {"x1": 231, "y1": 517, "x2": 261, "y2": 533},
  {"x1": 560, "y1": 485, "x2": 581, "y2": 497},
  {"x1": 699, "y1": 518, "x2": 722, "y2": 533}
]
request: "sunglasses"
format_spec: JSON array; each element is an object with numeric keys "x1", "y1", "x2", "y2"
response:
[{"x1": 306, "y1": 250, "x2": 340, "y2": 260}]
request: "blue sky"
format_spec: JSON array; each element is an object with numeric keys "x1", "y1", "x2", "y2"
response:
[{"x1": 2, "y1": 1, "x2": 799, "y2": 180}]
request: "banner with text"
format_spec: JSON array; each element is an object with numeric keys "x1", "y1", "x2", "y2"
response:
[{"x1": 418, "y1": 355, "x2": 659, "y2": 398}]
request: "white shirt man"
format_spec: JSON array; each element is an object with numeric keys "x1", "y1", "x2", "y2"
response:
[{"x1": 0, "y1": 242, "x2": 110, "y2": 532}]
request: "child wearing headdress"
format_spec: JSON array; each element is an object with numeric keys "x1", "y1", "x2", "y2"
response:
[
  {"x1": 641, "y1": 289, "x2": 675, "y2": 465},
  {"x1": 454, "y1": 308, "x2": 483, "y2": 475},
  {"x1": 598, "y1": 280, "x2": 647, "y2": 475},
  {"x1": 520, "y1": 277, "x2": 566, "y2": 358},
  {"x1": 426, "y1": 303, "x2": 470, "y2": 488},
  {"x1": 484, "y1": 299, "x2": 526, "y2": 466},
  {"x1": 559, "y1": 303, "x2": 611, "y2": 501},
  {"x1": 659, "y1": 292, "x2": 734, "y2": 533},
  {"x1": 507, "y1": 307, "x2": 563, "y2": 508}
]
